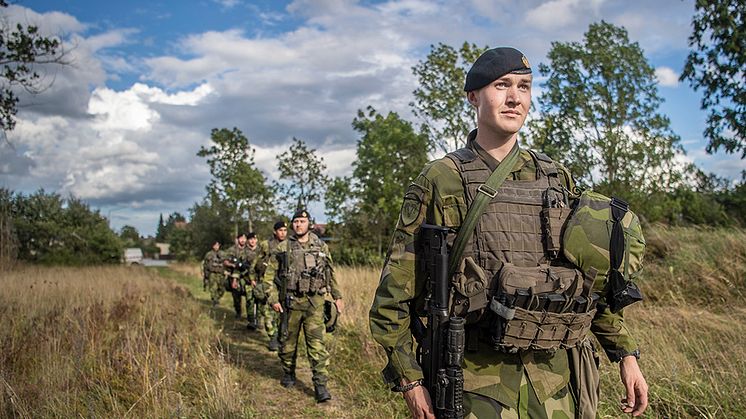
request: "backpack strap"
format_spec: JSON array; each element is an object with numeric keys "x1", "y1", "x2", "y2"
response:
[{"x1": 447, "y1": 141, "x2": 520, "y2": 278}]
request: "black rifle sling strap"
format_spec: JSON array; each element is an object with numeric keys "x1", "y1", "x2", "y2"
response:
[
  {"x1": 447, "y1": 141, "x2": 520, "y2": 278},
  {"x1": 608, "y1": 196, "x2": 629, "y2": 283}
]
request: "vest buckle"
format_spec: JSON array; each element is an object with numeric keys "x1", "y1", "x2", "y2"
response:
[{"x1": 476, "y1": 183, "x2": 498, "y2": 198}]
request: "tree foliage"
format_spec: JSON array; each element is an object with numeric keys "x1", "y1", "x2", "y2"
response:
[
  {"x1": 411, "y1": 42, "x2": 488, "y2": 153},
  {"x1": 188, "y1": 192, "x2": 234, "y2": 257},
  {"x1": 681, "y1": 0, "x2": 745, "y2": 157},
  {"x1": 323, "y1": 108, "x2": 429, "y2": 262},
  {"x1": 350, "y1": 107, "x2": 429, "y2": 253},
  {"x1": 274, "y1": 137, "x2": 329, "y2": 214},
  {"x1": 1, "y1": 188, "x2": 121, "y2": 265},
  {"x1": 1, "y1": 1, "x2": 67, "y2": 131},
  {"x1": 119, "y1": 225, "x2": 140, "y2": 247},
  {"x1": 197, "y1": 127, "x2": 272, "y2": 234},
  {"x1": 529, "y1": 21, "x2": 684, "y2": 199}
]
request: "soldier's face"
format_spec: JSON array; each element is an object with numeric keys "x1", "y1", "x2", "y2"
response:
[
  {"x1": 275, "y1": 227, "x2": 288, "y2": 241},
  {"x1": 237, "y1": 236, "x2": 247, "y2": 246},
  {"x1": 212, "y1": 242, "x2": 220, "y2": 251},
  {"x1": 468, "y1": 73, "x2": 531, "y2": 138},
  {"x1": 292, "y1": 217, "x2": 309, "y2": 236},
  {"x1": 248, "y1": 237, "x2": 257, "y2": 247}
]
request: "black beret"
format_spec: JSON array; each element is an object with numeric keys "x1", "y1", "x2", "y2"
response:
[
  {"x1": 464, "y1": 47, "x2": 532, "y2": 92},
  {"x1": 246, "y1": 232, "x2": 256, "y2": 239},
  {"x1": 273, "y1": 220, "x2": 287, "y2": 231},
  {"x1": 292, "y1": 209, "x2": 310, "y2": 220},
  {"x1": 236, "y1": 232, "x2": 247, "y2": 239}
]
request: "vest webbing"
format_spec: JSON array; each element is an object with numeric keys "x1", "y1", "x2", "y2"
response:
[{"x1": 447, "y1": 141, "x2": 520, "y2": 278}]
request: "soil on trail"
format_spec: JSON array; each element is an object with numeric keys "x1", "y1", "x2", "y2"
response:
[{"x1": 196, "y1": 291, "x2": 355, "y2": 418}]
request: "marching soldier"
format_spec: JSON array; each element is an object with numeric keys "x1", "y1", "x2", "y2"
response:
[
  {"x1": 265, "y1": 210, "x2": 343, "y2": 403},
  {"x1": 202, "y1": 240, "x2": 224, "y2": 306}
]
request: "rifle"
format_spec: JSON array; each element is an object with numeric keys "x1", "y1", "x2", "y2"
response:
[
  {"x1": 416, "y1": 224, "x2": 464, "y2": 419},
  {"x1": 276, "y1": 251, "x2": 290, "y2": 341}
]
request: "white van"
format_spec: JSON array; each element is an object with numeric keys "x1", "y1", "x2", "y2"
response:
[{"x1": 124, "y1": 248, "x2": 144, "y2": 265}]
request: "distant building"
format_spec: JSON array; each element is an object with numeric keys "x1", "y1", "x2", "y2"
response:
[{"x1": 155, "y1": 242, "x2": 171, "y2": 260}]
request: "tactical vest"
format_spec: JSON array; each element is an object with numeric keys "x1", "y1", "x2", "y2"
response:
[
  {"x1": 206, "y1": 250, "x2": 223, "y2": 273},
  {"x1": 445, "y1": 147, "x2": 596, "y2": 353},
  {"x1": 224, "y1": 245, "x2": 257, "y2": 279},
  {"x1": 286, "y1": 233, "x2": 328, "y2": 294}
]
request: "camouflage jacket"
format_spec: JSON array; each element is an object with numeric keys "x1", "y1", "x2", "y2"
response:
[
  {"x1": 262, "y1": 233, "x2": 342, "y2": 305},
  {"x1": 255, "y1": 237, "x2": 284, "y2": 281},
  {"x1": 368, "y1": 131, "x2": 639, "y2": 407},
  {"x1": 202, "y1": 249, "x2": 223, "y2": 274},
  {"x1": 223, "y1": 244, "x2": 260, "y2": 281}
]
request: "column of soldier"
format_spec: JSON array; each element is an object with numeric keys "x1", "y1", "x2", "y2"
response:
[{"x1": 201, "y1": 209, "x2": 343, "y2": 404}]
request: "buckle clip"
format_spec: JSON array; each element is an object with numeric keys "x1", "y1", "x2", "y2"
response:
[{"x1": 477, "y1": 184, "x2": 498, "y2": 199}]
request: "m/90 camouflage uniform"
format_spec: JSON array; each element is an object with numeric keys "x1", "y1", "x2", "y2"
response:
[
  {"x1": 264, "y1": 229, "x2": 342, "y2": 402},
  {"x1": 202, "y1": 246, "x2": 225, "y2": 305},
  {"x1": 369, "y1": 133, "x2": 641, "y2": 418}
]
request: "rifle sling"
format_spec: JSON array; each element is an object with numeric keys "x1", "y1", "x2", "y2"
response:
[{"x1": 447, "y1": 141, "x2": 520, "y2": 278}]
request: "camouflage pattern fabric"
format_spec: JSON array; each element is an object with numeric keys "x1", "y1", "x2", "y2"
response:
[
  {"x1": 369, "y1": 130, "x2": 640, "y2": 412},
  {"x1": 563, "y1": 189, "x2": 646, "y2": 289},
  {"x1": 279, "y1": 293, "x2": 330, "y2": 386},
  {"x1": 203, "y1": 249, "x2": 225, "y2": 305},
  {"x1": 207, "y1": 271, "x2": 225, "y2": 304},
  {"x1": 463, "y1": 372, "x2": 574, "y2": 418},
  {"x1": 224, "y1": 243, "x2": 260, "y2": 320}
]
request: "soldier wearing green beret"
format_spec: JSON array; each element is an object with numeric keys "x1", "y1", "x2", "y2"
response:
[
  {"x1": 264, "y1": 210, "x2": 343, "y2": 403},
  {"x1": 369, "y1": 47, "x2": 648, "y2": 418}
]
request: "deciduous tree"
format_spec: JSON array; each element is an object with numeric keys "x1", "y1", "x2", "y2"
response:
[
  {"x1": 197, "y1": 127, "x2": 272, "y2": 234},
  {"x1": 1, "y1": 1, "x2": 67, "y2": 131},
  {"x1": 274, "y1": 137, "x2": 328, "y2": 214},
  {"x1": 411, "y1": 42, "x2": 487, "y2": 153},
  {"x1": 681, "y1": 0, "x2": 745, "y2": 157},
  {"x1": 529, "y1": 21, "x2": 683, "y2": 198}
]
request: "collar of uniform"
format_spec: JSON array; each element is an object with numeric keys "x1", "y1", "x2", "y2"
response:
[{"x1": 466, "y1": 129, "x2": 529, "y2": 173}]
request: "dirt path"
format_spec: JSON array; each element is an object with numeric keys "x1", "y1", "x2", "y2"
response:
[{"x1": 185, "y1": 272, "x2": 356, "y2": 418}]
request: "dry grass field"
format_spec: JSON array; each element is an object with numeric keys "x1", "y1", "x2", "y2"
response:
[{"x1": 1, "y1": 225, "x2": 745, "y2": 418}]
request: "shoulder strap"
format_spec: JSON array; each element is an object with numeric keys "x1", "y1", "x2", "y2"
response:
[{"x1": 447, "y1": 141, "x2": 520, "y2": 277}]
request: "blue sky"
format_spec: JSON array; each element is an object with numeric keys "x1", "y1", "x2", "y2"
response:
[{"x1": 1, "y1": 0, "x2": 744, "y2": 235}]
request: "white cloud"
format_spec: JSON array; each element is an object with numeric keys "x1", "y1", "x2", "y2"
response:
[
  {"x1": 524, "y1": 0, "x2": 605, "y2": 31},
  {"x1": 655, "y1": 66, "x2": 680, "y2": 87},
  {"x1": 214, "y1": 0, "x2": 242, "y2": 8}
]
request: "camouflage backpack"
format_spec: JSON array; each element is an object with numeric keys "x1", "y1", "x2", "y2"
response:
[{"x1": 562, "y1": 190, "x2": 646, "y2": 312}]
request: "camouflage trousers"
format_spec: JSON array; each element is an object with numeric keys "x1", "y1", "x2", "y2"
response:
[
  {"x1": 257, "y1": 301, "x2": 277, "y2": 338},
  {"x1": 463, "y1": 371, "x2": 574, "y2": 418},
  {"x1": 230, "y1": 279, "x2": 257, "y2": 323},
  {"x1": 279, "y1": 293, "x2": 329, "y2": 385},
  {"x1": 207, "y1": 272, "x2": 225, "y2": 304}
]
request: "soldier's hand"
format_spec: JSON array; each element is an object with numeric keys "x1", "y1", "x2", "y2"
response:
[
  {"x1": 271, "y1": 303, "x2": 283, "y2": 313},
  {"x1": 251, "y1": 280, "x2": 256, "y2": 287},
  {"x1": 334, "y1": 298, "x2": 344, "y2": 314},
  {"x1": 402, "y1": 380, "x2": 435, "y2": 419},
  {"x1": 619, "y1": 355, "x2": 648, "y2": 416},
  {"x1": 231, "y1": 278, "x2": 239, "y2": 290}
]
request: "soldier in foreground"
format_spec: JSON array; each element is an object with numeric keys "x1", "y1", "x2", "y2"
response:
[
  {"x1": 255, "y1": 220, "x2": 289, "y2": 351},
  {"x1": 368, "y1": 47, "x2": 648, "y2": 418},
  {"x1": 266, "y1": 210, "x2": 343, "y2": 403},
  {"x1": 202, "y1": 240, "x2": 224, "y2": 306}
]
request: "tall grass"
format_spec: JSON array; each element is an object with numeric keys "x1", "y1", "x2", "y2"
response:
[{"x1": 0, "y1": 266, "x2": 253, "y2": 418}]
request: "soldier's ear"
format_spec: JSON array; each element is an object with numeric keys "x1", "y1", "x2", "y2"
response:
[{"x1": 467, "y1": 90, "x2": 479, "y2": 108}]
